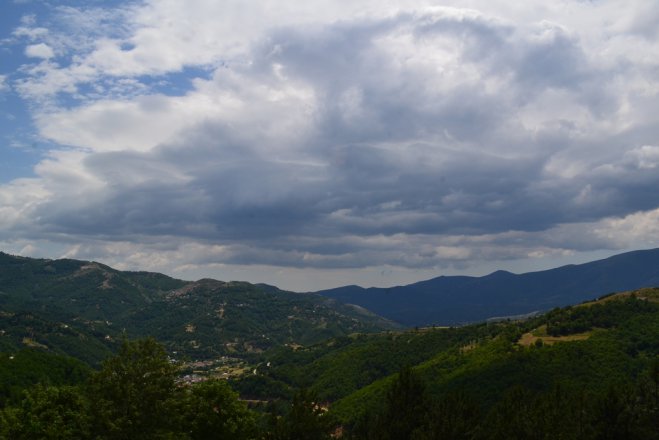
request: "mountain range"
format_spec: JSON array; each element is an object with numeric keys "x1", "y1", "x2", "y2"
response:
[
  {"x1": 315, "y1": 248, "x2": 659, "y2": 326},
  {"x1": 2, "y1": 247, "x2": 659, "y2": 361},
  {"x1": 0, "y1": 252, "x2": 398, "y2": 364}
]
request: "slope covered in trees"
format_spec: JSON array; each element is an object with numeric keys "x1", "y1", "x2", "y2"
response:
[
  {"x1": 0, "y1": 252, "x2": 400, "y2": 364},
  {"x1": 1, "y1": 289, "x2": 657, "y2": 438},
  {"x1": 233, "y1": 288, "x2": 659, "y2": 438}
]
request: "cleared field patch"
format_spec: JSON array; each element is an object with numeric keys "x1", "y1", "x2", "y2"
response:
[
  {"x1": 518, "y1": 324, "x2": 593, "y2": 347},
  {"x1": 460, "y1": 340, "x2": 479, "y2": 353}
]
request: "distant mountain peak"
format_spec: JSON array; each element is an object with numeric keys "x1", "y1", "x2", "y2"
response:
[{"x1": 486, "y1": 270, "x2": 514, "y2": 277}]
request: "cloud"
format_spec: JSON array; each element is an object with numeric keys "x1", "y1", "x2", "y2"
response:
[
  {"x1": 2, "y1": 1, "x2": 659, "y2": 290},
  {"x1": 24, "y1": 43, "x2": 55, "y2": 59}
]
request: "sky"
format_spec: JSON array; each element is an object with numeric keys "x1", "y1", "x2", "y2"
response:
[{"x1": 1, "y1": 0, "x2": 659, "y2": 292}]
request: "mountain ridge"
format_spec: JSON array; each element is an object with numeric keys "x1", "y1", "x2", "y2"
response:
[
  {"x1": 0, "y1": 252, "x2": 400, "y2": 363},
  {"x1": 4, "y1": 247, "x2": 659, "y2": 338},
  {"x1": 315, "y1": 248, "x2": 659, "y2": 326}
]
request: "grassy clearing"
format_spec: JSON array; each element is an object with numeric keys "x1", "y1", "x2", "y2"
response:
[
  {"x1": 22, "y1": 337, "x2": 48, "y2": 349},
  {"x1": 518, "y1": 324, "x2": 593, "y2": 347}
]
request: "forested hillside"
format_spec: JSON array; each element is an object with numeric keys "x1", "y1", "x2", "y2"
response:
[
  {"x1": 239, "y1": 288, "x2": 659, "y2": 438},
  {"x1": 0, "y1": 252, "x2": 399, "y2": 364},
  {"x1": 1, "y1": 288, "x2": 657, "y2": 439}
]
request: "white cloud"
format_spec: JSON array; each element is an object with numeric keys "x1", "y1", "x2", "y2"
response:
[
  {"x1": 25, "y1": 43, "x2": 55, "y2": 59},
  {"x1": 36, "y1": 63, "x2": 317, "y2": 153},
  {"x1": 593, "y1": 208, "x2": 659, "y2": 248},
  {"x1": 624, "y1": 145, "x2": 659, "y2": 169},
  {"x1": 12, "y1": 25, "x2": 48, "y2": 40}
]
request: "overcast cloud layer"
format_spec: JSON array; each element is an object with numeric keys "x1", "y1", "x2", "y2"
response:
[{"x1": 1, "y1": 0, "x2": 659, "y2": 290}]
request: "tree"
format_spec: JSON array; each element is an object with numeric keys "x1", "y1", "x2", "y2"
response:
[
  {"x1": 178, "y1": 379, "x2": 257, "y2": 440},
  {"x1": 87, "y1": 338, "x2": 178, "y2": 439},
  {"x1": 635, "y1": 358, "x2": 659, "y2": 438},
  {"x1": 412, "y1": 391, "x2": 481, "y2": 440},
  {"x1": 366, "y1": 367, "x2": 427, "y2": 440},
  {"x1": 482, "y1": 385, "x2": 538, "y2": 440},
  {"x1": 267, "y1": 388, "x2": 333, "y2": 440},
  {"x1": 0, "y1": 385, "x2": 90, "y2": 440}
]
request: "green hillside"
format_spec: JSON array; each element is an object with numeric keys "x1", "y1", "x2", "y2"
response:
[
  {"x1": 332, "y1": 289, "x2": 658, "y2": 434},
  {"x1": 0, "y1": 349, "x2": 90, "y2": 407},
  {"x1": 0, "y1": 287, "x2": 657, "y2": 438},
  {"x1": 0, "y1": 252, "x2": 400, "y2": 364},
  {"x1": 234, "y1": 288, "x2": 659, "y2": 434},
  {"x1": 128, "y1": 279, "x2": 400, "y2": 359},
  {"x1": 0, "y1": 308, "x2": 115, "y2": 365}
]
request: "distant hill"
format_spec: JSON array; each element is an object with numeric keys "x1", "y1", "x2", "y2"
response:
[
  {"x1": 0, "y1": 252, "x2": 400, "y2": 363},
  {"x1": 315, "y1": 248, "x2": 659, "y2": 326}
]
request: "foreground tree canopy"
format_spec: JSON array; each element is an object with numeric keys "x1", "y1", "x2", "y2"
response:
[{"x1": 0, "y1": 338, "x2": 260, "y2": 440}]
